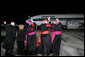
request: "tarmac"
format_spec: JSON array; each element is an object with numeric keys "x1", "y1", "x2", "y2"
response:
[{"x1": 1, "y1": 30, "x2": 84, "y2": 56}]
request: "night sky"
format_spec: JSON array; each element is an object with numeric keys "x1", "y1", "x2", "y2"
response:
[{"x1": 0, "y1": 0, "x2": 84, "y2": 24}]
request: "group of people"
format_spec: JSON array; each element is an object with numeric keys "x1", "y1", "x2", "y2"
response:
[{"x1": 2, "y1": 18, "x2": 62, "y2": 56}]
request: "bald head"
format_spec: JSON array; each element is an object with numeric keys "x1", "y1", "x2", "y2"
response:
[
  {"x1": 11, "y1": 22, "x2": 15, "y2": 26},
  {"x1": 19, "y1": 24, "x2": 24, "y2": 30}
]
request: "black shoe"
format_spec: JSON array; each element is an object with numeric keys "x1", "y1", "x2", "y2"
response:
[
  {"x1": 10, "y1": 54, "x2": 15, "y2": 56},
  {"x1": 5, "y1": 54, "x2": 15, "y2": 56},
  {"x1": 53, "y1": 54, "x2": 59, "y2": 56}
]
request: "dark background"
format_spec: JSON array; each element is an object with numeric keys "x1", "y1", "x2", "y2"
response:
[{"x1": 0, "y1": 0, "x2": 84, "y2": 24}]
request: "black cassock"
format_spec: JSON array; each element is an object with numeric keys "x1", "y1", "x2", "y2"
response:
[
  {"x1": 40, "y1": 23, "x2": 52, "y2": 55},
  {"x1": 51, "y1": 23, "x2": 62, "y2": 56},
  {"x1": 17, "y1": 29, "x2": 25, "y2": 55},
  {"x1": 3, "y1": 25, "x2": 16, "y2": 55},
  {"x1": 25, "y1": 24, "x2": 37, "y2": 55}
]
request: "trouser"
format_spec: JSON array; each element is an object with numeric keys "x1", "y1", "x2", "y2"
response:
[
  {"x1": 17, "y1": 41, "x2": 24, "y2": 55},
  {"x1": 5, "y1": 48, "x2": 13, "y2": 56}
]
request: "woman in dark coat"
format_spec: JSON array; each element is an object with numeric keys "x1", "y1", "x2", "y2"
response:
[{"x1": 3, "y1": 22, "x2": 16, "y2": 56}]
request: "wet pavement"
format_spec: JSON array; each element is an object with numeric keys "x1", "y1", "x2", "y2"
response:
[{"x1": 1, "y1": 30, "x2": 84, "y2": 56}]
